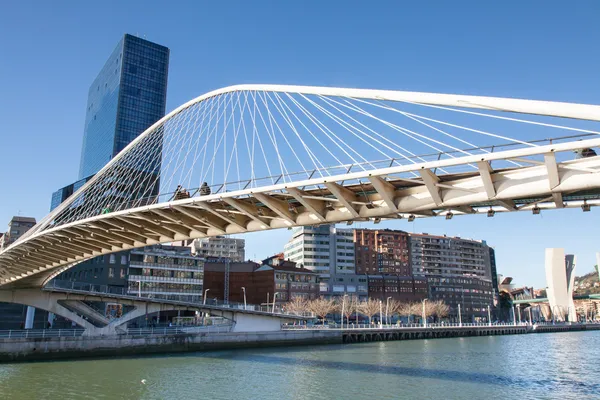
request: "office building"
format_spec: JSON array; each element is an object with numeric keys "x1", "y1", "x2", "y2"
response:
[
  {"x1": 367, "y1": 275, "x2": 428, "y2": 302},
  {"x1": 191, "y1": 236, "x2": 246, "y2": 262},
  {"x1": 127, "y1": 245, "x2": 204, "y2": 303},
  {"x1": 0, "y1": 216, "x2": 40, "y2": 329},
  {"x1": 0, "y1": 216, "x2": 36, "y2": 250},
  {"x1": 284, "y1": 225, "x2": 367, "y2": 299},
  {"x1": 50, "y1": 176, "x2": 94, "y2": 211},
  {"x1": 354, "y1": 228, "x2": 411, "y2": 275},
  {"x1": 410, "y1": 233, "x2": 495, "y2": 321},
  {"x1": 79, "y1": 34, "x2": 169, "y2": 179},
  {"x1": 50, "y1": 34, "x2": 169, "y2": 211},
  {"x1": 56, "y1": 250, "x2": 131, "y2": 288},
  {"x1": 489, "y1": 247, "x2": 499, "y2": 306}
]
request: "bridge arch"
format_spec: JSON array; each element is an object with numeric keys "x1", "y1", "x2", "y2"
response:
[{"x1": 2, "y1": 85, "x2": 600, "y2": 287}]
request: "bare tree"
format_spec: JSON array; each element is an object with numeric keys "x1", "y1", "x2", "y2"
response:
[
  {"x1": 410, "y1": 302, "x2": 425, "y2": 323},
  {"x1": 340, "y1": 296, "x2": 359, "y2": 326},
  {"x1": 386, "y1": 299, "x2": 403, "y2": 324},
  {"x1": 431, "y1": 300, "x2": 450, "y2": 322},
  {"x1": 307, "y1": 297, "x2": 336, "y2": 323},
  {"x1": 286, "y1": 296, "x2": 308, "y2": 316},
  {"x1": 397, "y1": 302, "x2": 414, "y2": 324},
  {"x1": 358, "y1": 298, "x2": 381, "y2": 325}
]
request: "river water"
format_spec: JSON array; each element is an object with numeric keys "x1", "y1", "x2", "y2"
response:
[{"x1": 1, "y1": 331, "x2": 599, "y2": 400}]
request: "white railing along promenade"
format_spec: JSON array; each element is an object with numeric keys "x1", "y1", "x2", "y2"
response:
[
  {"x1": 283, "y1": 322, "x2": 531, "y2": 330},
  {"x1": 283, "y1": 320, "x2": 600, "y2": 330},
  {"x1": 44, "y1": 279, "x2": 314, "y2": 319},
  {"x1": 0, "y1": 324, "x2": 234, "y2": 339}
]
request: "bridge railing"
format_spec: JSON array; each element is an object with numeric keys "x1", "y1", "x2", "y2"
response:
[
  {"x1": 0, "y1": 329, "x2": 85, "y2": 339},
  {"x1": 283, "y1": 321, "x2": 529, "y2": 330},
  {"x1": 45, "y1": 279, "x2": 203, "y2": 304},
  {"x1": 45, "y1": 279, "x2": 315, "y2": 318}
]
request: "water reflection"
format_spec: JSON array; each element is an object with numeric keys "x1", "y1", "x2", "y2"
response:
[{"x1": 0, "y1": 331, "x2": 598, "y2": 400}]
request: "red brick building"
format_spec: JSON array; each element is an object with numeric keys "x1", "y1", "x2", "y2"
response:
[
  {"x1": 203, "y1": 256, "x2": 319, "y2": 305},
  {"x1": 354, "y1": 229, "x2": 411, "y2": 275},
  {"x1": 367, "y1": 275, "x2": 428, "y2": 302}
]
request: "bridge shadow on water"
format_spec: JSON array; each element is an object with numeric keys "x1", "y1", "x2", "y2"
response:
[{"x1": 195, "y1": 348, "x2": 600, "y2": 396}]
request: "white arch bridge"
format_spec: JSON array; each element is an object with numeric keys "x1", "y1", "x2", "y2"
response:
[{"x1": 2, "y1": 84, "x2": 600, "y2": 289}]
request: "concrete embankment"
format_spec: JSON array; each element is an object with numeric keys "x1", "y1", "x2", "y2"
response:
[
  {"x1": 0, "y1": 330, "x2": 341, "y2": 363},
  {"x1": 2, "y1": 324, "x2": 599, "y2": 363}
]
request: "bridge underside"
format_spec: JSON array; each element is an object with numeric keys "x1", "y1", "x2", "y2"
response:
[
  {"x1": 1, "y1": 141, "x2": 600, "y2": 288},
  {"x1": 0, "y1": 289, "x2": 302, "y2": 335}
]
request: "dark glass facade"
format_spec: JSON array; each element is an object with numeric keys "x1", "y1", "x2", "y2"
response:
[
  {"x1": 50, "y1": 176, "x2": 93, "y2": 211},
  {"x1": 78, "y1": 34, "x2": 169, "y2": 179},
  {"x1": 50, "y1": 34, "x2": 169, "y2": 212}
]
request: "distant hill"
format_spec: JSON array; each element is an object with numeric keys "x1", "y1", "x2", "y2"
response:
[{"x1": 574, "y1": 266, "x2": 600, "y2": 295}]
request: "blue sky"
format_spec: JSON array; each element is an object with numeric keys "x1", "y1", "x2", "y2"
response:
[{"x1": 1, "y1": 1, "x2": 599, "y2": 287}]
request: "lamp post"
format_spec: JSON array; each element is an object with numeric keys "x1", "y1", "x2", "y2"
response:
[
  {"x1": 379, "y1": 300, "x2": 383, "y2": 329},
  {"x1": 487, "y1": 305, "x2": 491, "y2": 326},
  {"x1": 341, "y1": 294, "x2": 347, "y2": 329},
  {"x1": 272, "y1": 292, "x2": 279, "y2": 314},
  {"x1": 203, "y1": 289, "x2": 210, "y2": 305},
  {"x1": 386, "y1": 297, "x2": 392, "y2": 326},
  {"x1": 422, "y1": 299, "x2": 428, "y2": 328},
  {"x1": 241, "y1": 287, "x2": 247, "y2": 310},
  {"x1": 528, "y1": 307, "x2": 533, "y2": 325},
  {"x1": 458, "y1": 303, "x2": 462, "y2": 327}
]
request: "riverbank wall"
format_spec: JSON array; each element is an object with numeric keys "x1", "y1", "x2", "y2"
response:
[
  {"x1": 0, "y1": 330, "x2": 341, "y2": 363},
  {"x1": 2, "y1": 324, "x2": 599, "y2": 363}
]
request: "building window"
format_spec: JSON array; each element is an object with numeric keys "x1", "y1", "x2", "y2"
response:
[
  {"x1": 108, "y1": 268, "x2": 115, "y2": 278},
  {"x1": 120, "y1": 255, "x2": 128, "y2": 265},
  {"x1": 120, "y1": 268, "x2": 126, "y2": 279},
  {"x1": 109, "y1": 255, "x2": 116, "y2": 264}
]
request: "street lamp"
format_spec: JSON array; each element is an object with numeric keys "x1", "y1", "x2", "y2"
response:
[
  {"x1": 458, "y1": 303, "x2": 462, "y2": 327},
  {"x1": 422, "y1": 299, "x2": 428, "y2": 328},
  {"x1": 203, "y1": 289, "x2": 210, "y2": 305},
  {"x1": 341, "y1": 294, "x2": 347, "y2": 329},
  {"x1": 386, "y1": 297, "x2": 392, "y2": 326},
  {"x1": 241, "y1": 287, "x2": 247, "y2": 310},
  {"x1": 272, "y1": 292, "x2": 279, "y2": 314},
  {"x1": 379, "y1": 300, "x2": 383, "y2": 329},
  {"x1": 487, "y1": 305, "x2": 491, "y2": 326}
]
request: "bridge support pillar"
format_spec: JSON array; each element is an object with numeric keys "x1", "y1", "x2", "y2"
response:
[
  {"x1": 24, "y1": 306, "x2": 35, "y2": 329},
  {"x1": 231, "y1": 313, "x2": 285, "y2": 332}
]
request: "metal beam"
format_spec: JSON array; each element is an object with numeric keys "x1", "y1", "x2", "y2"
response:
[
  {"x1": 117, "y1": 216, "x2": 177, "y2": 239},
  {"x1": 418, "y1": 169, "x2": 443, "y2": 206},
  {"x1": 254, "y1": 193, "x2": 296, "y2": 224},
  {"x1": 544, "y1": 152, "x2": 560, "y2": 189},
  {"x1": 368, "y1": 176, "x2": 398, "y2": 211},
  {"x1": 496, "y1": 200, "x2": 517, "y2": 211},
  {"x1": 286, "y1": 188, "x2": 326, "y2": 221},
  {"x1": 324, "y1": 182, "x2": 360, "y2": 218},
  {"x1": 477, "y1": 161, "x2": 496, "y2": 199},
  {"x1": 552, "y1": 193, "x2": 564, "y2": 208},
  {"x1": 171, "y1": 206, "x2": 226, "y2": 234},
  {"x1": 194, "y1": 202, "x2": 248, "y2": 231},
  {"x1": 150, "y1": 209, "x2": 208, "y2": 236},
  {"x1": 220, "y1": 198, "x2": 269, "y2": 225}
]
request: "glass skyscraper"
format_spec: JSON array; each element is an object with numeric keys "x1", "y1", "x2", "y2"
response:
[
  {"x1": 79, "y1": 34, "x2": 169, "y2": 179},
  {"x1": 50, "y1": 34, "x2": 169, "y2": 211}
]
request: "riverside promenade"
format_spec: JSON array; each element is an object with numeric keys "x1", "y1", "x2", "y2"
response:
[{"x1": 2, "y1": 322, "x2": 599, "y2": 362}]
